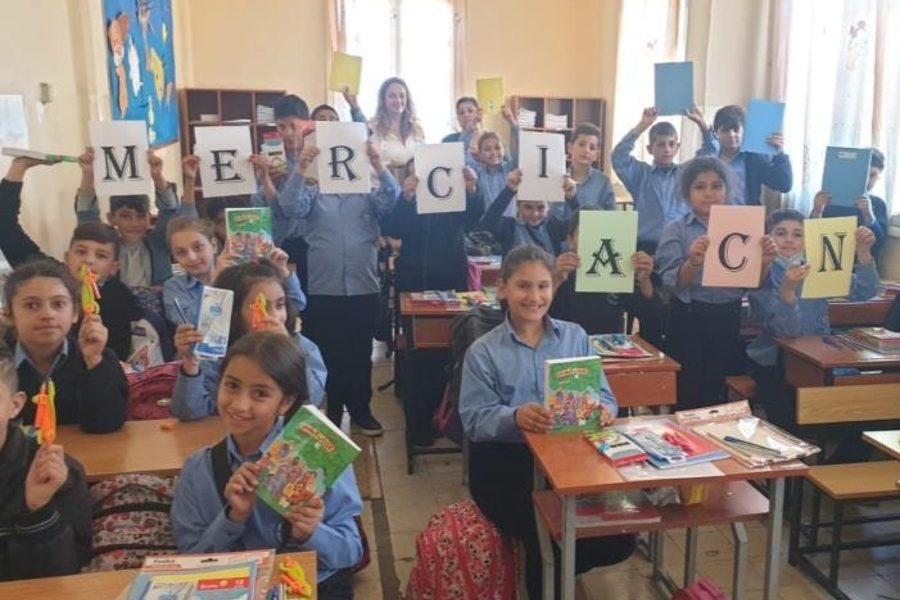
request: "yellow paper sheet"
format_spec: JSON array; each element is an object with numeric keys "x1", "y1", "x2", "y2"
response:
[
  {"x1": 329, "y1": 52, "x2": 362, "y2": 96},
  {"x1": 476, "y1": 77, "x2": 505, "y2": 115},
  {"x1": 802, "y1": 216, "x2": 857, "y2": 299}
]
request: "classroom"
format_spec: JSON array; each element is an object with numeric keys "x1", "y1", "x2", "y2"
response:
[{"x1": 0, "y1": 0, "x2": 899, "y2": 599}]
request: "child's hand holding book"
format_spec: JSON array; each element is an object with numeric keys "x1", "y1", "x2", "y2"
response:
[
  {"x1": 224, "y1": 462, "x2": 262, "y2": 523},
  {"x1": 285, "y1": 496, "x2": 325, "y2": 543}
]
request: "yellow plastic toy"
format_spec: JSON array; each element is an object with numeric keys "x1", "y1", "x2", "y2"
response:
[
  {"x1": 32, "y1": 380, "x2": 57, "y2": 446},
  {"x1": 278, "y1": 556, "x2": 312, "y2": 599},
  {"x1": 80, "y1": 264, "x2": 102, "y2": 316},
  {"x1": 251, "y1": 292, "x2": 268, "y2": 331}
]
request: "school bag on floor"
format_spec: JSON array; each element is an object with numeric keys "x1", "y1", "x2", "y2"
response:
[
  {"x1": 672, "y1": 578, "x2": 728, "y2": 600},
  {"x1": 126, "y1": 361, "x2": 179, "y2": 420},
  {"x1": 405, "y1": 500, "x2": 518, "y2": 600},
  {"x1": 86, "y1": 474, "x2": 177, "y2": 571}
]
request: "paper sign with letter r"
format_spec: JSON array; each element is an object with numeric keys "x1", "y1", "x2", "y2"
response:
[
  {"x1": 315, "y1": 121, "x2": 370, "y2": 194},
  {"x1": 518, "y1": 131, "x2": 565, "y2": 203},
  {"x1": 702, "y1": 205, "x2": 765, "y2": 288},
  {"x1": 802, "y1": 216, "x2": 857, "y2": 299},
  {"x1": 90, "y1": 120, "x2": 153, "y2": 197},
  {"x1": 575, "y1": 210, "x2": 638, "y2": 293},
  {"x1": 194, "y1": 126, "x2": 258, "y2": 198},
  {"x1": 414, "y1": 142, "x2": 465, "y2": 214}
]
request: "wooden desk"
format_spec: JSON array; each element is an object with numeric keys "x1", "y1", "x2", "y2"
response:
[
  {"x1": 829, "y1": 296, "x2": 895, "y2": 328},
  {"x1": 524, "y1": 423, "x2": 807, "y2": 600},
  {"x1": 398, "y1": 295, "x2": 469, "y2": 349},
  {"x1": 863, "y1": 430, "x2": 900, "y2": 460},
  {"x1": 0, "y1": 551, "x2": 317, "y2": 600},
  {"x1": 58, "y1": 418, "x2": 225, "y2": 482},
  {"x1": 776, "y1": 336, "x2": 900, "y2": 387},
  {"x1": 603, "y1": 337, "x2": 681, "y2": 408}
]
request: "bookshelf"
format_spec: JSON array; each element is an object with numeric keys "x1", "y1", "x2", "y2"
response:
[{"x1": 509, "y1": 95, "x2": 607, "y2": 169}]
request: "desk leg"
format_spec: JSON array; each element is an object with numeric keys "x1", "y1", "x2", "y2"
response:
[
  {"x1": 535, "y1": 504, "x2": 555, "y2": 600},
  {"x1": 561, "y1": 495, "x2": 576, "y2": 600},
  {"x1": 683, "y1": 527, "x2": 698, "y2": 586},
  {"x1": 763, "y1": 478, "x2": 786, "y2": 600},
  {"x1": 731, "y1": 522, "x2": 748, "y2": 600}
]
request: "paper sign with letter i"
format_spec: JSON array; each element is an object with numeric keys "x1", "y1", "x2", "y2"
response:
[
  {"x1": 476, "y1": 78, "x2": 505, "y2": 115},
  {"x1": 702, "y1": 205, "x2": 765, "y2": 288},
  {"x1": 194, "y1": 126, "x2": 258, "y2": 198},
  {"x1": 415, "y1": 142, "x2": 465, "y2": 214},
  {"x1": 329, "y1": 52, "x2": 362, "y2": 96},
  {"x1": 315, "y1": 121, "x2": 370, "y2": 194},
  {"x1": 742, "y1": 99, "x2": 785, "y2": 156},
  {"x1": 518, "y1": 131, "x2": 565, "y2": 203},
  {"x1": 654, "y1": 62, "x2": 694, "y2": 116},
  {"x1": 89, "y1": 120, "x2": 153, "y2": 197},
  {"x1": 576, "y1": 210, "x2": 638, "y2": 293},
  {"x1": 802, "y1": 216, "x2": 857, "y2": 299},
  {"x1": 822, "y1": 146, "x2": 872, "y2": 207}
]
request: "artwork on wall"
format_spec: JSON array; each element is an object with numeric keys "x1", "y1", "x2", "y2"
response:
[{"x1": 103, "y1": 0, "x2": 179, "y2": 147}]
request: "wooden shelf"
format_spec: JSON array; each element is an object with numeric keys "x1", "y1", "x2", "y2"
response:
[{"x1": 510, "y1": 95, "x2": 607, "y2": 170}]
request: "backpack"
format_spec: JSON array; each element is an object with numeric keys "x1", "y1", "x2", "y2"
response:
[
  {"x1": 405, "y1": 500, "x2": 518, "y2": 600},
  {"x1": 126, "y1": 361, "x2": 179, "y2": 420},
  {"x1": 886, "y1": 294, "x2": 900, "y2": 332},
  {"x1": 87, "y1": 473, "x2": 177, "y2": 571},
  {"x1": 672, "y1": 578, "x2": 729, "y2": 600}
]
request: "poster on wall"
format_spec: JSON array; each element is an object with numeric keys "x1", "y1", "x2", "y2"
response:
[{"x1": 103, "y1": 0, "x2": 179, "y2": 147}]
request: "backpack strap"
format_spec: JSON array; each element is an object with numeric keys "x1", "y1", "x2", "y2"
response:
[{"x1": 210, "y1": 438, "x2": 231, "y2": 505}]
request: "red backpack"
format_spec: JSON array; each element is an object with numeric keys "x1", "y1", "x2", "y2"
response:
[{"x1": 672, "y1": 578, "x2": 729, "y2": 600}]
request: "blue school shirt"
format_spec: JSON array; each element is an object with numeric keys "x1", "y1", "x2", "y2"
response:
[
  {"x1": 163, "y1": 273, "x2": 308, "y2": 326},
  {"x1": 473, "y1": 161, "x2": 518, "y2": 217},
  {"x1": 459, "y1": 316, "x2": 617, "y2": 444},
  {"x1": 171, "y1": 333, "x2": 327, "y2": 419},
  {"x1": 251, "y1": 155, "x2": 308, "y2": 245},
  {"x1": 170, "y1": 417, "x2": 363, "y2": 582},
  {"x1": 573, "y1": 167, "x2": 616, "y2": 211},
  {"x1": 655, "y1": 212, "x2": 745, "y2": 304},
  {"x1": 746, "y1": 260, "x2": 880, "y2": 367},
  {"x1": 611, "y1": 132, "x2": 688, "y2": 244},
  {"x1": 696, "y1": 132, "x2": 793, "y2": 206}
]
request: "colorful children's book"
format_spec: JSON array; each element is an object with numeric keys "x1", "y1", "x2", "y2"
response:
[
  {"x1": 575, "y1": 491, "x2": 661, "y2": 527},
  {"x1": 225, "y1": 207, "x2": 274, "y2": 264},
  {"x1": 194, "y1": 287, "x2": 234, "y2": 360},
  {"x1": 618, "y1": 418, "x2": 728, "y2": 469},
  {"x1": 544, "y1": 356, "x2": 606, "y2": 432},
  {"x1": 589, "y1": 334, "x2": 654, "y2": 360},
  {"x1": 255, "y1": 404, "x2": 361, "y2": 516},
  {"x1": 260, "y1": 132, "x2": 288, "y2": 177},
  {"x1": 584, "y1": 428, "x2": 648, "y2": 466},
  {"x1": 125, "y1": 550, "x2": 274, "y2": 600}
]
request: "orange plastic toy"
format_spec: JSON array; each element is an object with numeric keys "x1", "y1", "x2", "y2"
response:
[{"x1": 32, "y1": 380, "x2": 57, "y2": 446}]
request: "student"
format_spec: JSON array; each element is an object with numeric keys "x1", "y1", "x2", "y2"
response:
[
  {"x1": 75, "y1": 147, "x2": 192, "y2": 287},
  {"x1": 311, "y1": 88, "x2": 367, "y2": 124},
  {"x1": 811, "y1": 147, "x2": 889, "y2": 261},
  {"x1": 171, "y1": 261, "x2": 326, "y2": 418},
  {"x1": 3, "y1": 259, "x2": 129, "y2": 433},
  {"x1": 171, "y1": 331, "x2": 362, "y2": 597},
  {"x1": 279, "y1": 141, "x2": 399, "y2": 435},
  {"x1": 551, "y1": 207, "x2": 656, "y2": 334},
  {"x1": 688, "y1": 104, "x2": 793, "y2": 206},
  {"x1": 482, "y1": 168, "x2": 577, "y2": 256},
  {"x1": 369, "y1": 77, "x2": 425, "y2": 180},
  {"x1": 0, "y1": 346, "x2": 92, "y2": 581},
  {"x1": 0, "y1": 157, "x2": 140, "y2": 361},
  {"x1": 655, "y1": 157, "x2": 777, "y2": 409},
  {"x1": 468, "y1": 105, "x2": 520, "y2": 216},
  {"x1": 567, "y1": 122, "x2": 616, "y2": 214},
  {"x1": 747, "y1": 209, "x2": 879, "y2": 432},
  {"x1": 442, "y1": 96, "x2": 485, "y2": 163},
  {"x1": 459, "y1": 245, "x2": 634, "y2": 599}
]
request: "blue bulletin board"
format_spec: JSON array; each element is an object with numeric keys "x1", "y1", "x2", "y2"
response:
[{"x1": 103, "y1": 0, "x2": 179, "y2": 147}]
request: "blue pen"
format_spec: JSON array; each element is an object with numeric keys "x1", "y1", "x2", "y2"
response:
[{"x1": 173, "y1": 297, "x2": 190, "y2": 326}]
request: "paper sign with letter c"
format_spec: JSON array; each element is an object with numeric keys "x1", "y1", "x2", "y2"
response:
[{"x1": 702, "y1": 205, "x2": 765, "y2": 288}]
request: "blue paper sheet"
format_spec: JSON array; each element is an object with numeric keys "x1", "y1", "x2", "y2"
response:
[
  {"x1": 743, "y1": 99, "x2": 785, "y2": 155},
  {"x1": 822, "y1": 146, "x2": 872, "y2": 207},
  {"x1": 654, "y1": 62, "x2": 694, "y2": 116}
]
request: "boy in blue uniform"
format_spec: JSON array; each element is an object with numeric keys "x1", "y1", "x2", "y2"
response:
[{"x1": 567, "y1": 123, "x2": 616, "y2": 214}]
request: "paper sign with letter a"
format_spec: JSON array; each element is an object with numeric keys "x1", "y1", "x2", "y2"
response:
[
  {"x1": 576, "y1": 210, "x2": 638, "y2": 293},
  {"x1": 194, "y1": 126, "x2": 257, "y2": 198},
  {"x1": 414, "y1": 142, "x2": 465, "y2": 214},
  {"x1": 329, "y1": 52, "x2": 362, "y2": 96},
  {"x1": 802, "y1": 216, "x2": 857, "y2": 299},
  {"x1": 476, "y1": 78, "x2": 505, "y2": 115},
  {"x1": 315, "y1": 122, "x2": 370, "y2": 194},
  {"x1": 89, "y1": 120, "x2": 152, "y2": 196},
  {"x1": 702, "y1": 205, "x2": 765, "y2": 288},
  {"x1": 518, "y1": 131, "x2": 565, "y2": 203}
]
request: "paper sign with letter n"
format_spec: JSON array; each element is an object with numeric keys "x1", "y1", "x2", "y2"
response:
[
  {"x1": 315, "y1": 122, "x2": 370, "y2": 194},
  {"x1": 414, "y1": 142, "x2": 465, "y2": 214},
  {"x1": 576, "y1": 210, "x2": 638, "y2": 293},
  {"x1": 802, "y1": 216, "x2": 857, "y2": 299},
  {"x1": 518, "y1": 131, "x2": 565, "y2": 203},
  {"x1": 89, "y1": 120, "x2": 152, "y2": 196},
  {"x1": 702, "y1": 205, "x2": 765, "y2": 288},
  {"x1": 194, "y1": 126, "x2": 258, "y2": 198}
]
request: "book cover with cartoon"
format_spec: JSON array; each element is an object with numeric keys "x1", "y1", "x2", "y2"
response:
[
  {"x1": 255, "y1": 405, "x2": 361, "y2": 516},
  {"x1": 225, "y1": 207, "x2": 274, "y2": 264},
  {"x1": 544, "y1": 356, "x2": 605, "y2": 432}
]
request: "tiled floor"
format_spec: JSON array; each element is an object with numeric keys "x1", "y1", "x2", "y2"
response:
[{"x1": 346, "y1": 345, "x2": 900, "y2": 599}]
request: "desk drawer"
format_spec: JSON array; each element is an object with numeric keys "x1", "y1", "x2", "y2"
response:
[
  {"x1": 608, "y1": 371, "x2": 676, "y2": 407},
  {"x1": 412, "y1": 317, "x2": 453, "y2": 348}
]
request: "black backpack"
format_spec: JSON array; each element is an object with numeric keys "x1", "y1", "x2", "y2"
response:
[{"x1": 886, "y1": 295, "x2": 900, "y2": 332}]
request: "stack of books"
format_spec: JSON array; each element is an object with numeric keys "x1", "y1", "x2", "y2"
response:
[
  {"x1": 617, "y1": 419, "x2": 728, "y2": 470},
  {"x1": 516, "y1": 107, "x2": 537, "y2": 128},
  {"x1": 124, "y1": 550, "x2": 275, "y2": 599},
  {"x1": 544, "y1": 112, "x2": 568, "y2": 130},
  {"x1": 407, "y1": 290, "x2": 461, "y2": 307},
  {"x1": 584, "y1": 428, "x2": 647, "y2": 466},
  {"x1": 589, "y1": 334, "x2": 654, "y2": 361},
  {"x1": 845, "y1": 327, "x2": 900, "y2": 351},
  {"x1": 256, "y1": 104, "x2": 275, "y2": 124}
]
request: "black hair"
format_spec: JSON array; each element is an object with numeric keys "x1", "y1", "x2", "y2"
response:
[
  {"x1": 571, "y1": 122, "x2": 602, "y2": 144},
  {"x1": 871, "y1": 148, "x2": 885, "y2": 171},
  {"x1": 166, "y1": 216, "x2": 216, "y2": 247},
  {"x1": 311, "y1": 104, "x2": 339, "y2": 120},
  {"x1": 679, "y1": 157, "x2": 731, "y2": 200},
  {"x1": 766, "y1": 208, "x2": 805, "y2": 232},
  {"x1": 109, "y1": 194, "x2": 150, "y2": 215},
  {"x1": 567, "y1": 206, "x2": 602, "y2": 237},
  {"x1": 70, "y1": 222, "x2": 122, "y2": 260},
  {"x1": 3, "y1": 258, "x2": 80, "y2": 316},
  {"x1": 204, "y1": 196, "x2": 251, "y2": 222},
  {"x1": 212, "y1": 260, "x2": 299, "y2": 343},
  {"x1": 648, "y1": 121, "x2": 678, "y2": 143},
  {"x1": 477, "y1": 131, "x2": 502, "y2": 151},
  {"x1": 218, "y1": 330, "x2": 309, "y2": 417},
  {"x1": 456, "y1": 96, "x2": 479, "y2": 111},
  {"x1": 273, "y1": 94, "x2": 310, "y2": 120},
  {"x1": 712, "y1": 105, "x2": 745, "y2": 132},
  {"x1": 0, "y1": 343, "x2": 17, "y2": 394},
  {"x1": 500, "y1": 245, "x2": 555, "y2": 282}
]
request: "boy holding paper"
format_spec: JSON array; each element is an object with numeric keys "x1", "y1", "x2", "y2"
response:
[{"x1": 567, "y1": 123, "x2": 616, "y2": 214}]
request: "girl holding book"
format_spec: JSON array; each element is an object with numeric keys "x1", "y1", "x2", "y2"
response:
[
  {"x1": 171, "y1": 331, "x2": 363, "y2": 597},
  {"x1": 458, "y1": 245, "x2": 635, "y2": 599}
]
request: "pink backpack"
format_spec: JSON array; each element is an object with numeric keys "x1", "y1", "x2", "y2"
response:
[
  {"x1": 126, "y1": 361, "x2": 179, "y2": 420},
  {"x1": 405, "y1": 500, "x2": 518, "y2": 600},
  {"x1": 672, "y1": 578, "x2": 729, "y2": 600}
]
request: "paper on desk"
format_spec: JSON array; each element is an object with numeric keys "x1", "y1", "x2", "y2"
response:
[{"x1": 617, "y1": 460, "x2": 724, "y2": 481}]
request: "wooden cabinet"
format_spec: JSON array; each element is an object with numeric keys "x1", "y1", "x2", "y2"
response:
[{"x1": 509, "y1": 95, "x2": 607, "y2": 169}]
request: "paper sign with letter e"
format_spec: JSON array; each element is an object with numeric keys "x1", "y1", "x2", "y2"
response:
[
  {"x1": 702, "y1": 205, "x2": 765, "y2": 288},
  {"x1": 89, "y1": 120, "x2": 152, "y2": 196},
  {"x1": 743, "y1": 99, "x2": 785, "y2": 156},
  {"x1": 654, "y1": 62, "x2": 694, "y2": 116},
  {"x1": 576, "y1": 210, "x2": 638, "y2": 293},
  {"x1": 329, "y1": 52, "x2": 362, "y2": 96},
  {"x1": 194, "y1": 126, "x2": 257, "y2": 198},
  {"x1": 802, "y1": 216, "x2": 857, "y2": 299},
  {"x1": 518, "y1": 131, "x2": 565, "y2": 202},
  {"x1": 414, "y1": 142, "x2": 465, "y2": 214},
  {"x1": 476, "y1": 78, "x2": 505, "y2": 115},
  {"x1": 315, "y1": 121, "x2": 370, "y2": 194},
  {"x1": 822, "y1": 146, "x2": 872, "y2": 207}
]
